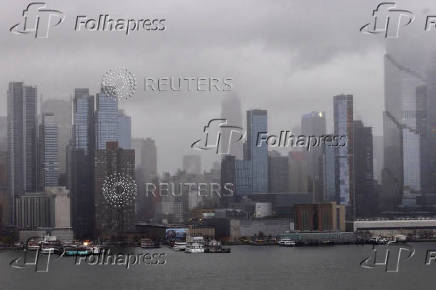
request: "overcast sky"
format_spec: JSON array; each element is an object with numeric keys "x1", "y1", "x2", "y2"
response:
[{"x1": 1, "y1": 0, "x2": 436, "y2": 174}]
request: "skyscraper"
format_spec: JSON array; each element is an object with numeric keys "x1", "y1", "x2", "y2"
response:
[
  {"x1": 118, "y1": 110, "x2": 131, "y2": 150},
  {"x1": 40, "y1": 113, "x2": 58, "y2": 187},
  {"x1": 333, "y1": 94, "x2": 353, "y2": 211},
  {"x1": 301, "y1": 111, "x2": 326, "y2": 201},
  {"x1": 353, "y1": 120, "x2": 374, "y2": 217},
  {"x1": 95, "y1": 90, "x2": 119, "y2": 150},
  {"x1": 70, "y1": 88, "x2": 95, "y2": 239},
  {"x1": 221, "y1": 94, "x2": 243, "y2": 159},
  {"x1": 42, "y1": 99, "x2": 72, "y2": 179},
  {"x1": 268, "y1": 150, "x2": 289, "y2": 193},
  {"x1": 7, "y1": 82, "x2": 38, "y2": 225},
  {"x1": 246, "y1": 110, "x2": 268, "y2": 193},
  {"x1": 383, "y1": 55, "x2": 425, "y2": 210},
  {"x1": 94, "y1": 142, "x2": 135, "y2": 237}
]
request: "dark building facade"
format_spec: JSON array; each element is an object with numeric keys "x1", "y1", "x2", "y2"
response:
[
  {"x1": 94, "y1": 142, "x2": 135, "y2": 238},
  {"x1": 268, "y1": 151, "x2": 289, "y2": 193},
  {"x1": 353, "y1": 120, "x2": 375, "y2": 218},
  {"x1": 70, "y1": 89, "x2": 95, "y2": 239},
  {"x1": 7, "y1": 82, "x2": 38, "y2": 225}
]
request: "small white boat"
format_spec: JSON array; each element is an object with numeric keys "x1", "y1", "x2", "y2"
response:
[{"x1": 185, "y1": 237, "x2": 205, "y2": 253}]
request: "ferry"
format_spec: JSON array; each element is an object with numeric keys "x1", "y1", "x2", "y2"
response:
[
  {"x1": 185, "y1": 237, "x2": 205, "y2": 253},
  {"x1": 278, "y1": 238, "x2": 296, "y2": 247}
]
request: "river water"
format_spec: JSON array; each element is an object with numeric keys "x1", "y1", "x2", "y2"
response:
[{"x1": 1, "y1": 243, "x2": 435, "y2": 290}]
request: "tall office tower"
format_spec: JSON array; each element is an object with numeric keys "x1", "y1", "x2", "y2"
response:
[
  {"x1": 221, "y1": 155, "x2": 236, "y2": 205},
  {"x1": 118, "y1": 110, "x2": 131, "y2": 149},
  {"x1": 221, "y1": 94, "x2": 243, "y2": 159},
  {"x1": 246, "y1": 110, "x2": 268, "y2": 193},
  {"x1": 95, "y1": 89, "x2": 119, "y2": 150},
  {"x1": 425, "y1": 68, "x2": 436, "y2": 195},
  {"x1": 322, "y1": 145, "x2": 336, "y2": 202},
  {"x1": 288, "y1": 151, "x2": 310, "y2": 193},
  {"x1": 353, "y1": 120, "x2": 375, "y2": 218},
  {"x1": 268, "y1": 150, "x2": 289, "y2": 193},
  {"x1": 0, "y1": 116, "x2": 7, "y2": 151},
  {"x1": 333, "y1": 94, "x2": 353, "y2": 212},
  {"x1": 373, "y1": 136, "x2": 384, "y2": 184},
  {"x1": 40, "y1": 113, "x2": 58, "y2": 187},
  {"x1": 94, "y1": 142, "x2": 135, "y2": 237},
  {"x1": 301, "y1": 111, "x2": 326, "y2": 201},
  {"x1": 383, "y1": 55, "x2": 425, "y2": 210},
  {"x1": 183, "y1": 154, "x2": 202, "y2": 175},
  {"x1": 132, "y1": 137, "x2": 157, "y2": 221},
  {"x1": 70, "y1": 88, "x2": 95, "y2": 239},
  {"x1": 7, "y1": 82, "x2": 38, "y2": 225},
  {"x1": 0, "y1": 152, "x2": 8, "y2": 228},
  {"x1": 0, "y1": 117, "x2": 7, "y2": 226},
  {"x1": 23, "y1": 86, "x2": 38, "y2": 192},
  {"x1": 132, "y1": 137, "x2": 157, "y2": 180},
  {"x1": 42, "y1": 100, "x2": 72, "y2": 180}
]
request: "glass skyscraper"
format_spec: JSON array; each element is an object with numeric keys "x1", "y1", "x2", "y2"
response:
[
  {"x1": 334, "y1": 94, "x2": 353, "y2": 208},
  {"x1": 7, "y1": 82, "x2": 38, "y2": 225},
  {"x1": 246, "y1": 109, "x2": 268, "y2": 193},
  {"x1": 95, "y1": 90, "x2": 119, "y2": 150},
  {"x1": 41, "y1": 113, "x2": 58, "y2": 187},
  {"x1": 383, "y1": 54, "x2": 425, "y2": 209}
]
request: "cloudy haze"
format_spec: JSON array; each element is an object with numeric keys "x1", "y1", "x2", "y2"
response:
[{"x1": 2, "y1": 0, "x2": 436, "y2": 173}]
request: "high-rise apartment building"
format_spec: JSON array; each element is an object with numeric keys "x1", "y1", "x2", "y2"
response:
[{"x1": 333, "y1": 94, "x2": 353, "y2": 210}]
